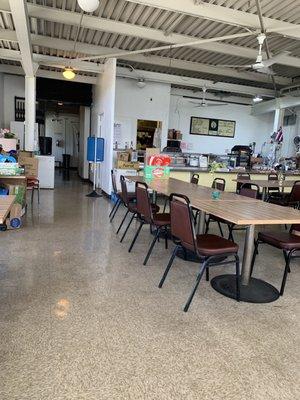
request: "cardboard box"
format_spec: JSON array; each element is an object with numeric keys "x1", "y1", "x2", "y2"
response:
[
  {"x1": 18, "y1": 151, "x2": 33, "y2": 165},
  {"x1": 19, "y1": 157, "x2": 38, "y2": 177},
  {"x1": 4, "y1": 184, "x2": 26, "y2": 206},
  {"x1": 116, "y1": 160, "x2": 140, "y2": 170},
  {"x1": 117, "y1": 151, "x2": 130, "y2": 162},
  {"x1": 0, "y1": 138, "x2": 17, "y2": 151}
]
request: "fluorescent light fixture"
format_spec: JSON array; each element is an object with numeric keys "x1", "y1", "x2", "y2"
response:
[
  {"x1": 253, "y1": 95, "x2": 263, "y2": 103},
  {"x1": 62, "y1": 68, "x2": 76, "y2": 80},
  {"x1": 77, "y1": 0, "x2": 99, "y2": 12}
]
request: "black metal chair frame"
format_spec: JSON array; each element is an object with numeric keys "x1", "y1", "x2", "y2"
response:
[
  {"x1": 158, "y1": 193, "x2": 240, "y2": 312},
  {"x1": 115, "y1": 176, "x2": 138, "y2": 243},
  {"x1": 205, "y1": 178, "x2": 226, "y2": 236},
  {"x1": 109, "y1": 170, "x2": 123, "y2": 222},
  {"x1": 251, "y1": 234, "x2": 300, "y2": 296},
  {"x1": 236, "y1": 172, "x2": 250, "y2": 194},
  {"x1": 128, "y1": 181, "x2": 169, "y2": 266}
]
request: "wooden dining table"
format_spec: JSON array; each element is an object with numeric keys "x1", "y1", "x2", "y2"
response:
[
  {"x1": 233, "y1": 178, "x2": 298, "y2": 201},
  {"x1": 126, "y1": 176, "x2": 300, "y2": 303}
]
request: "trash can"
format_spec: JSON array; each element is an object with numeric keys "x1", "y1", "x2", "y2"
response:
[{"x1": 62, "y1": 154, "x2": 70, "y2": 169}]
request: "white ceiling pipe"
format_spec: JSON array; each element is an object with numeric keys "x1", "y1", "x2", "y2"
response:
[{"x1": 251, "y1": 96, "x2": 300, "y2": 115}]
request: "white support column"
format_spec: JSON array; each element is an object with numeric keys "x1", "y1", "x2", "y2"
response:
[
  {"x1": 24, "y1": 75, "x2": 36, "y2": 151},
  {"x1": 273, "y1": 108, "x2": 285, "y2": 132}
]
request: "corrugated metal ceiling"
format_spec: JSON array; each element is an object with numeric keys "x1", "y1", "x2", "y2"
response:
[{"x1": 0, "y1": 0, "x2": 299, "y2": 91}]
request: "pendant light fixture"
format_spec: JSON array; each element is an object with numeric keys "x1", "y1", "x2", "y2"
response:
[
  {"x1": 62, "y1": 67, "x2": 76, "y2": 80},
  {"x1": 77, "y1": 0, "x2": 99, "y2": 13}
]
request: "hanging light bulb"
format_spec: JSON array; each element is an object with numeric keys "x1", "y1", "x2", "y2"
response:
[
  {"x1": 62, "y1": 67, "x2": 76, "y2": 80},
  {"x1": 77, "y1": 0, "x2": 100, "y2": 12}
]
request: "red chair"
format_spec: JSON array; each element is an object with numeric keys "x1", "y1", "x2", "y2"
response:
[
  {"x1": 27, "y1": 176, "x2": 40, "y2": 204},
  {"x1": 128, "y1": 181, "x2": 170, "y2": 265},
  {"x1": 158, "y1": 193, "x2": 240, "y2": 312},
  {"x1": 251, "y1": 225, "x2": 300, "y2": 295}
]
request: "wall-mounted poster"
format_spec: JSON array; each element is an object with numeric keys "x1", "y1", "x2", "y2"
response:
[{"x1": 190, "y1": 116, "x2": 236, "y2": 138}]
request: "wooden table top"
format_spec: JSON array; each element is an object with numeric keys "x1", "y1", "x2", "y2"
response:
[
  {"x1": 233, "y1": 178, "x2": 297, "y2": 188},
  {"x1": 126, "y1": 176, "x2": 300, "y2": 225},
  {"x1": 128, "y1": 176, "x2": 260, "y2": 202},
  {"x1": 0, "y1": 195, "x2": 16, "y2": 224}
]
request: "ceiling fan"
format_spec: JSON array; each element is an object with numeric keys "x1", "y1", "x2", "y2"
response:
[
  {"x1": 221, "y1": 33, "x2": 289, "y2": 75},
  {"x1": 189, "y1": 87, "x2": 229, "y2": 108}
]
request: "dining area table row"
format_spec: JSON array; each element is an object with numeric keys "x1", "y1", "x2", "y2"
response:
[{"x1": 109, "y1": 170, "x2": 300, "y2": 311}]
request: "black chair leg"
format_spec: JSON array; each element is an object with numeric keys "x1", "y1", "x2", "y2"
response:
[
  {"x1": 228, "y1": 225, "x2": 234, "y2": 242},
  {"x1": 128, "y1": 221, "x2": 144, "y2": 253},
  {"x1": 110, "y1": 199, "x2": 121, "y2": 222},
  {"x1": 116, "y1": 209, "x2": 129, "y2": 234},
  {"x1": 217, "y1": 221, "x2": 224, "y2": 237},
  {"x1": 205, "y1": 216, "x2": 210, "y2": 234},
  {"x1": 143, "y1": 228, "x2": 160, "y2": 265},
  {"x1": 120, "y1": 213, "x2": 135, "y2": 243},
  {"x1": 164, "y1": 229, "x2": 168, "y2": 249},
  {"x1": 235, "y1": 254, "x2": 240, "y2": 301},
  {"x1": 158, "y1": 245, "x2": 179, "y2": 288},
  {"x1": 183, "y1": 260, "x2": 207, "y2": 312},
  {"x1": 109, "y1": 198, "x2": 119, "y2": 218},
  {"x1": 280, "y1": 251, "x2": 292, "y2": 295},
  {"x1": 163, "y1": 197, "x2": 168, "y2": 213},
  {"x1": 205, "y1": 267, "x2": 209, "y2": 282}
]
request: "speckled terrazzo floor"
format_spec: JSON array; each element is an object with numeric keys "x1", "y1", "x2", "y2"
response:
[{"x1": 0, "y1": 172, "x2": 299, "y2": 400}]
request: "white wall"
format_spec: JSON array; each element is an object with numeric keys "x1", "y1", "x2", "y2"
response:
[
  {"x1": 91, "y1": 58, "x2": 117, "y2": 194},
  {"x1": 115, "y1": 78, "x2": 171, "y2": 149},
  {"x1": 3, "y1": 74, "x2": 25, "y2": 127},
  {"x1": 169, "y1": 95, "x2": 275, "y2": 155},
  {"x1": 78, "y1": 106, "x2": 90, "y2": 179}
]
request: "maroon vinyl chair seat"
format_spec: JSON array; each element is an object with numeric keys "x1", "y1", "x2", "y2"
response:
[
  {"x1": 196, "y1": 234, "x2": 238, "y2": 256},
  {"x1": 158, "y1": 193, "x2": 240, "y2": 312},
  {"x1": 257, "y1": 230, "x2": 300, "y2": 251},
  {"x1": 251, "y1": 225, "x2": 300, "y2": 296},
  {"x1": 128, "y1": 181, "x2": 170, "y2": 265}
]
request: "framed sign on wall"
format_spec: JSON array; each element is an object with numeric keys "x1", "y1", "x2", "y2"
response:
[{"x1": 190, "y1": 116, "x2": 236, "y2": 138}]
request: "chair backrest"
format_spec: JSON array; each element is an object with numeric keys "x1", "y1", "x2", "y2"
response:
[
  {"x1": 169, "y1": 193, "x2": 196, "y2": 252},
  {"x1": 268, "y1": 172, "x2": 278, "y2": 181},
  {"x1": 212, "y1": 178, "x2": 226, "y2": 191},
  {"x1": 290, "y1": 224, "x2": 300, "y2": 235},
  {"x1": 267, "y1": 172, "x2": 279, "y2": 192},
  {"x1": 120, "y1": 175, "x2": 131, "y2": 206},
  {"x1": 111, "y1": 170, "x2": 118, "y2": 194},
  {"x1": 136, "y1": 181, "x2": 152, "y2": 223},
  {"x1": 239, "y1": 183, "x2": 259, "y2": 199},
  {"x1": 190, "y1": 173, "x2": 200, "y2": 185},
  {"x1": 236, "y1": 172, "x2": 250, "y2": 193},
  {"x1": 289, "y1": 180, "x2": 300, "y2": 204}
]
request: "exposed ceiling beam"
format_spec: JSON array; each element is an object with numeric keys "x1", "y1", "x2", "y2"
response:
[
  {"x1": 171, "y1": 88, "x2": 253, "y2": 105},
  {"x1": 8, "y1": 0, "x2": 36, "y2": 76},
  {"x1": 116, "y1": 67, "x2": 275, "y2": 97},
  {"x1": 0, "y1": 48, "x2": 104, "y2": 73},
  {"x1": 127, "y1": 0, "x2": 300, "y2": 40},
  {"x1": 251, "y1": 96, "x2": 300, "y2": 114},
  {"x1": 0, "y1": 28, "x2": 290, "y2": 85},
  {"x1": 0, "y1": 48, "x2": 275, "y2": 96},
  {"x1": 25, "y1": 3, "x2": 300, "y2": 69},
  {"x1": 0, "y1": 63, "x2": 97, "y2": 84}
]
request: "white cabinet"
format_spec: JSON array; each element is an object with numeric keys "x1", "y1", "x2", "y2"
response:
[{"x1": 35, "y1": 155, "x2": 55, "y2": 189}]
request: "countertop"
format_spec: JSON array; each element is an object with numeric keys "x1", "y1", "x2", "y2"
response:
[{"x1": 168, "y1": 166, "x2": 300, "y2": 175}]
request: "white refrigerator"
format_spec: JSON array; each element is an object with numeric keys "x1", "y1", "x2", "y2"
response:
[{"x1": 35, "y1": 155, "x2": 55, "y2": 189}]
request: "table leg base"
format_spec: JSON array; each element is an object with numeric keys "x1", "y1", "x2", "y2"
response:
[{"x1": 211, "y1": 274, "x2": 280, "y2": 303}]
